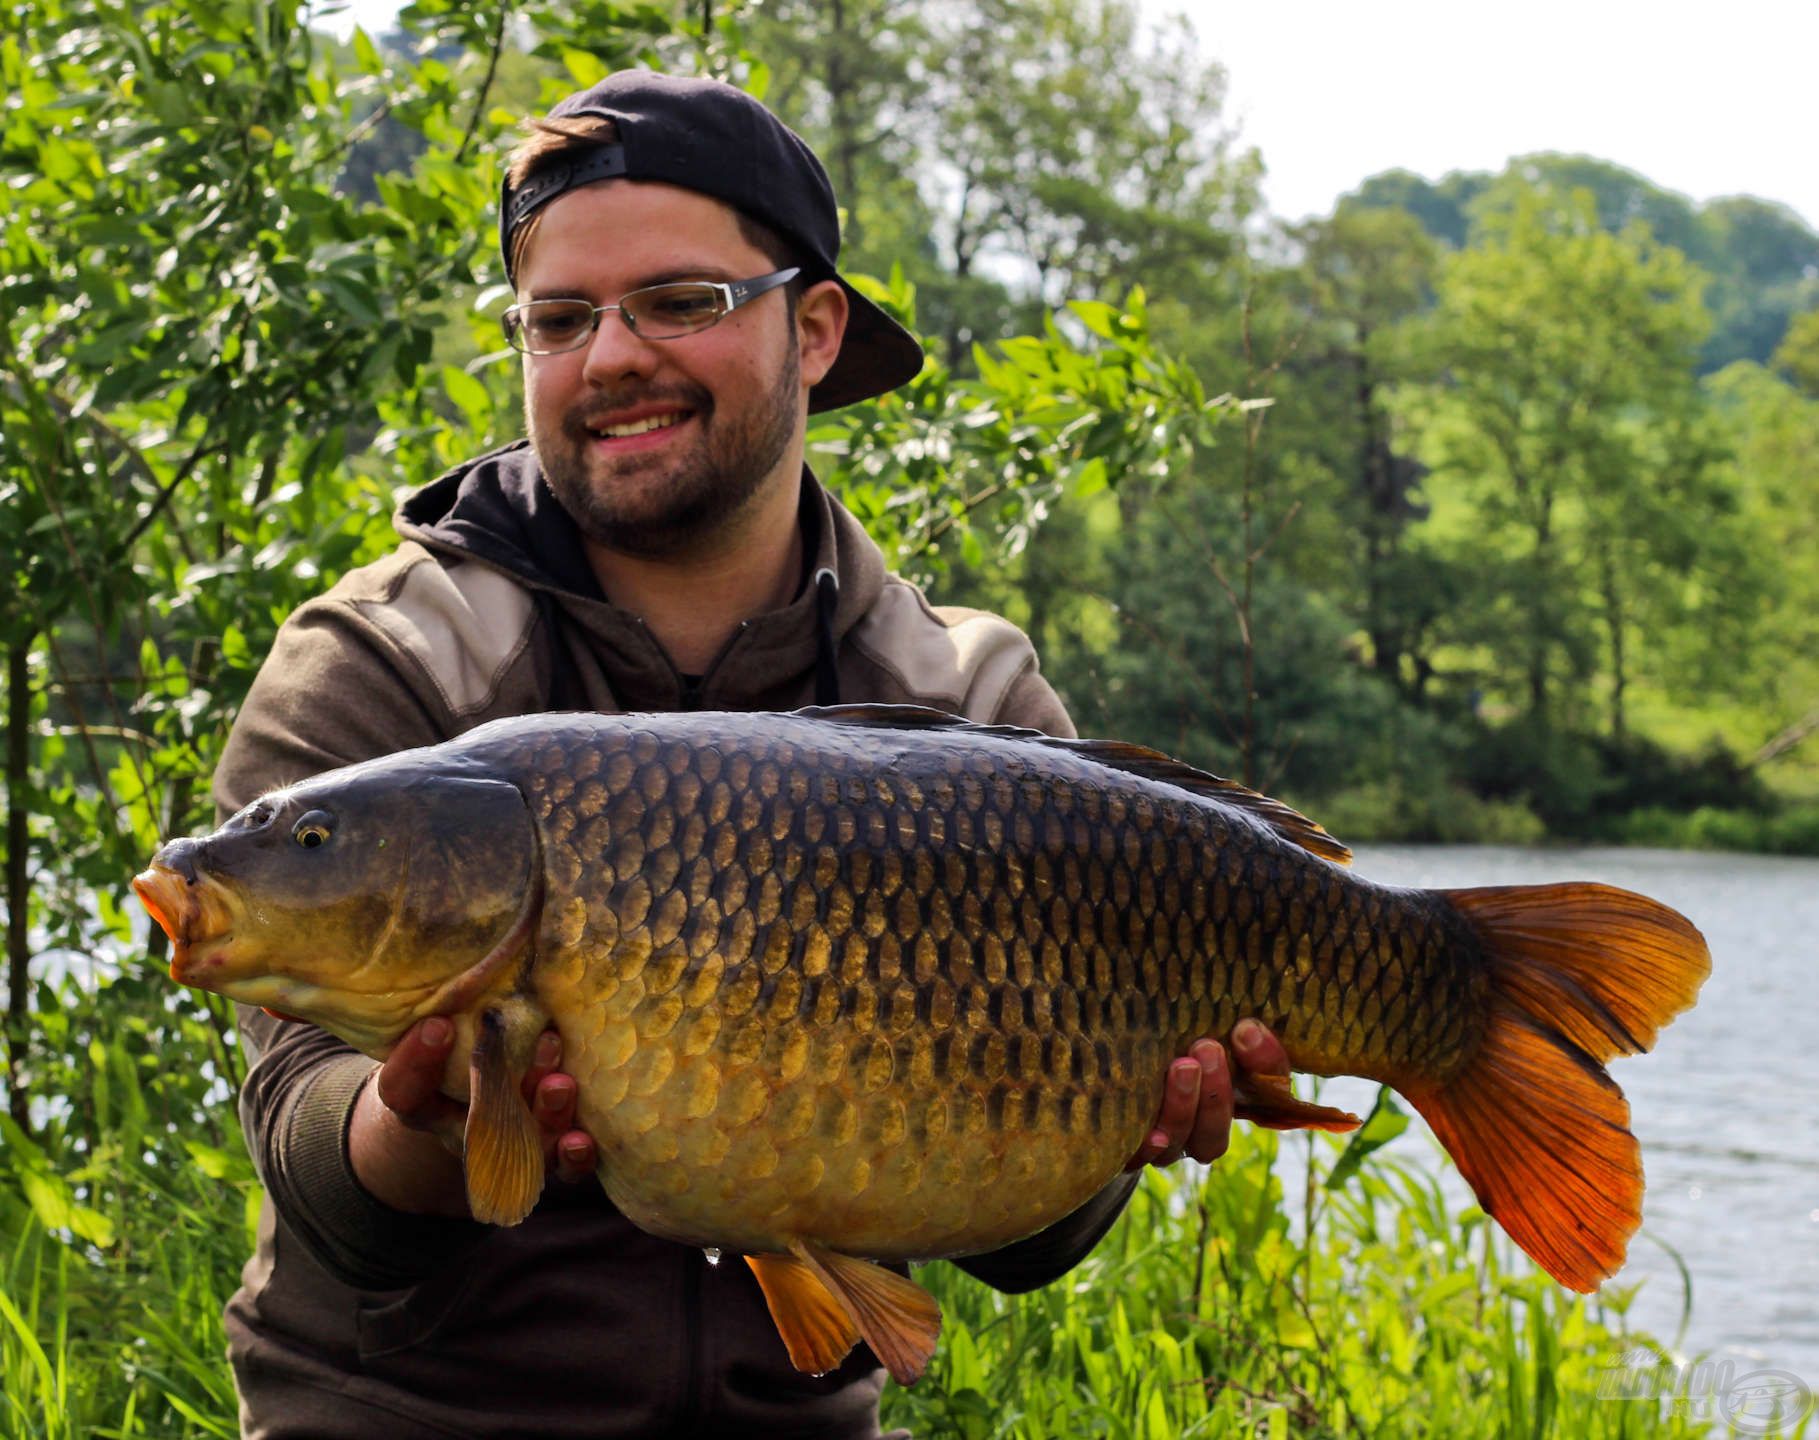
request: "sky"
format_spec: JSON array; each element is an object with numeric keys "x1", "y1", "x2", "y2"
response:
[
  {"x1": 313, "y1": 0, "x2": 1819, "y2": 233},
  {"x1": 1158, "y1": 0, "x2": 1819, "y2": 230}
]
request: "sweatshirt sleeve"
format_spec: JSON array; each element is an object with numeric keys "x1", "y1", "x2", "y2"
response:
[
  {"x1": 219, "y1": 587, "x2": 490, "y2": 1290},
  {"x1": 990, "y1": 663, "x2": 1077, "y2": 740}
]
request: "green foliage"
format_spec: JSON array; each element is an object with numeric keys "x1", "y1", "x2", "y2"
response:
[
  {"x1": 814, "y1": 279, "x2": 1233, "y2": 583},
  {"x1": 1393, "y1": 186, "x2": 1741, "y2": 741},
  {"x1": 1773, "y1": 309, "x2": 1819, "y2": 398}
]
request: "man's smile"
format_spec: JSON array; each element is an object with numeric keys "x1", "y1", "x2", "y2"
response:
[{"x1": 574, "y1": 401, "x2": 703, "y2": 455}]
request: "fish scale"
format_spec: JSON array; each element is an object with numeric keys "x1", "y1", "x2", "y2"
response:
[{"x1": 137, "y1": 703, "x2": 1710, "y2": 1385}]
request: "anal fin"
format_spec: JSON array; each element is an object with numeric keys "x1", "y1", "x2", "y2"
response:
[
  {"x1": 464, "y1": 1006, "x2": 543, "y2": 1225},
  {"x1": 746, "y1": 1253, "x2": 862, "y2": 1377},
  {"x1": 788, "y1": 1239, "x2": 941, "y2": 1386},
  {"x1": 1233, "y1": 1068, "x2": 1361, "y2": 1133}
]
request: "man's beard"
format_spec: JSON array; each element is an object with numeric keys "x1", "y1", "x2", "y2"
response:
[{"x1": 532, "y1": 339, "x2": 800, "y2": 561}]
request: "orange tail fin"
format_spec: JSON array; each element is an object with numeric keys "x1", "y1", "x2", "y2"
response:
[{"x1": 1403, "y1": 883, "x2": 1709, "y2": 1292}]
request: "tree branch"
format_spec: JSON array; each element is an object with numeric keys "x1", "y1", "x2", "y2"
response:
[{"x1": 452, "y1": 4, "x2": 510, "y2": 165}]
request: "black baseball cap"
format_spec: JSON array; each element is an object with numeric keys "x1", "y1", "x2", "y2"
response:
[{"x1": 499, "y1": 70, "x2": 925, "y2": 413}]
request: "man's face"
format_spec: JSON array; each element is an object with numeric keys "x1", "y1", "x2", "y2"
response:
[{"x1": 515, "y1": 180, "x2": 812, "y2": 559}]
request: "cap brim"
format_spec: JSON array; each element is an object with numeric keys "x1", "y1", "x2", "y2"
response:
[{"x1": 808, "y1": 279, "x2": 927, "y2": 413}]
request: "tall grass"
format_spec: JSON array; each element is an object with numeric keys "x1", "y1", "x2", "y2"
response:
[
  {"x1": 3, "y1": 1023, "x2": 1798, "y2": 1438},
  {"x1": 1, "y1": 997, "x2": 258, "y2": 1439}
]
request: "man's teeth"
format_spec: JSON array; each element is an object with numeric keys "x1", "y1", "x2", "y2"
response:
[{"x1": 596, "y1": 413, "x2": 684, "y2": 439}]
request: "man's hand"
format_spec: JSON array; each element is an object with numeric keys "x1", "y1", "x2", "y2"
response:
[
  {"x1": 349, "y1": 1017, "x2": 600, "y2": 1219},
  {"x1": 1125, "y1": 1018, "x2": 1290, "y2": 1171}
]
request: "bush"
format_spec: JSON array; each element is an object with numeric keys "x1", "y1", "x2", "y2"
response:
[
  {"x1": 1610, "y1": 802, "x2": 1819, "y2": 855},
  {"x1": 1458, "y1": 719, "x2": 1612, "y2": 832},
  {"x1": 1311, "y1": 779, "x2": 1548, "y2": 846},
  {"x1": 1590, "y1": 735, "x2": 1772, "y2": 818}
]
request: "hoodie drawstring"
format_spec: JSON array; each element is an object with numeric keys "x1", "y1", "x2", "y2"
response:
[{"x1": 813, "y1": 567, "x2": 841, "y2": 707}]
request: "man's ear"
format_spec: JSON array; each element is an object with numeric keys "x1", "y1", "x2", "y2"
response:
[{"x1": 796, "y1": 279, "x2": 849, "y2": 391}]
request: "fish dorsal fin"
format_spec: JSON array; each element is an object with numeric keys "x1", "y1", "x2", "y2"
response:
[{"x1": 795, "y1": 704, "x2": 1352, "y2": 867}]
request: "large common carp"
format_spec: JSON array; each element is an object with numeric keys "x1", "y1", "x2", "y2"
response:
[{"x1": 134, "y1": 706, "x2": 1709, "y2": 1383}]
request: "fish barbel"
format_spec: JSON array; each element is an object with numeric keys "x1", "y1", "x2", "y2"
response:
[{"x1": 134, "y1": 705, "x2": 1709, "y2": 1383}]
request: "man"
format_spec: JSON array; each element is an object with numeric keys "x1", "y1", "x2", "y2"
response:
[{"x1": 215, "y1": 70, "x2": 1290, "y2": 1438}]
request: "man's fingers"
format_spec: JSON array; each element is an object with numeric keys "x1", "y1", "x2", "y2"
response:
[
  {"x1": 520, "y1": 1029, "x2": 562, "y2": 1104},
  {"x1": 553, "y1": 1129, "x2": 597, "y2": 1185},
  {"x1": 1125, "y1": 1057, "x2": 1201, "y2": 1171},
  {"x1": 380, "y1": 1019, "x2": 593, "y2": 1178},
  {"x1": 1231, "y1": 1017, "x2": 1290, "y2": 1077},
  {"x1": 534, "y1": 1072, "x2": 576, "y2": 1132},
  {"x1": 1183, "y1": 1039, "x2": 1234, "y2": 1164},
  {"x1": 376, "y1": 1017, "x2": 460, "y2": 1127}
]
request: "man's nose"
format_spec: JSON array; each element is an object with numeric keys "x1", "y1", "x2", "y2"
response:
[{"x1": 579, "y1": 307, "x2": 659, "y2": 386}]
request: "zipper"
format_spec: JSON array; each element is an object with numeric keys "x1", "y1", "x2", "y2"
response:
[
  {"x1": 695, "y1": 619, "x2": 751, "y2": 709},
  {"x1": 634, "y1": 617, "x2": 749, "y2": 711}
]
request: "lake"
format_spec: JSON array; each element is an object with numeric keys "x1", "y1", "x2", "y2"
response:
[{"x1": 1281, "y1": 845, "x2": 1819, "y2": 1391}]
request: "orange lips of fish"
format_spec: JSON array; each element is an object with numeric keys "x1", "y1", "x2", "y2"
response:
[{"x1": 132, "y1": 863, "x2": 234, "y2": 984}]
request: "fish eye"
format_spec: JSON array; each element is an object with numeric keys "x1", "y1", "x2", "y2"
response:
[{"x1": 293, "y1": 811, "x2": 335, "y2": 849}]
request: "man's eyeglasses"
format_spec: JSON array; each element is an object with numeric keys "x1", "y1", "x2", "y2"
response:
[{"x1": 501, "y1": 268, "x2": 801, "y2": 355}]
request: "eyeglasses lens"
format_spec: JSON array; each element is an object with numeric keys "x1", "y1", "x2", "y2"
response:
[
  {"x1": 625, "y1": 284, "x2": 727, "y2": 338},
  {"x1": 513, "y1": 303, "x2": 593, "y2": 353}
]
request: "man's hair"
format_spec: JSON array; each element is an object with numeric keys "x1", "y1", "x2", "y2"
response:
[{"x1": 505, "y1": 115, "x2": 801, "y2": 303}]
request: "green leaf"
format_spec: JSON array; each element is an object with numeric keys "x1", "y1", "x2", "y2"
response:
[
  {"x1": 562, "y1": 47, "x2": 609, "y2": 87},
  {"x1": 441, "y1": 364, "x2": 492, "y2": 428},
  {"x1": 185, "y1": 1139, "x2": 234, "y2": 1180},
  {"x1": 319, "y1": 271, "x2": 383, "y2": 327},
  {"x1": 20, "y1": 1169, "x2": 72, "y2": 1231},
  {"x1": 1324, "y1": 1086, "x2": 1411, "y2": 1191},
  {"x1": 351, "y1": 25, "x2": 384, "y2": 75}
]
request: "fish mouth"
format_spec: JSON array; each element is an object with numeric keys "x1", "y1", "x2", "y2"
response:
[
  {"x1": 132, "y1": 859, "x2": 414, "y2": 1052},
  {"x1": 132, "y1": 862, "x2": 237, "y2": 986}
]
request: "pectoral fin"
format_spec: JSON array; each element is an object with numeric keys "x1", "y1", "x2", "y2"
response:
[
  {"x1": 464, "y1": 1007, "x2": 543, "y2": 1225},
  {"x1": 786, "y1": 1239, "x2": 941, "y2": 1386},
  {"x1": 746, "y1": 1252, "x2": 862, "y2": 1376},
  {"x1": 1233, "y1": 1067, "x2": 1361, "y2": 1133}
]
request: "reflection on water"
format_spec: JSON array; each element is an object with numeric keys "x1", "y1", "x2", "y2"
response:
[{"x1": 1297, "y1": 846, "x2": 1819, "y2": 1381}]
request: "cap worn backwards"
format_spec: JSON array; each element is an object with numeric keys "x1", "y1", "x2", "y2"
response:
[{"x1": 499, "y1": 70, "x2": 924, "y2": 413}]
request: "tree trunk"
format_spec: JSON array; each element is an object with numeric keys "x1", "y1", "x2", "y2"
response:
[
  {"x1": 1527, "y1": 485, "x2": 1555, "y2": 726},
  {"x1": 825, "y1": 0, "x2": 862, "y2": 251},
  {"x1": 1601, "y1": 549, "x2": 1627, "y2": 745},
  {"x1": 1355, "y1": 353, "x2": 1404, "y2": 686},
  {"x1": 6, "y1": 639, "x2": 31, "y2": 1132}
]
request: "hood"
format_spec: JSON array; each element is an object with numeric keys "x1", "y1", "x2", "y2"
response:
[{"x1": 392, "y1": 442, "x2": 889, "y2": 711}]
